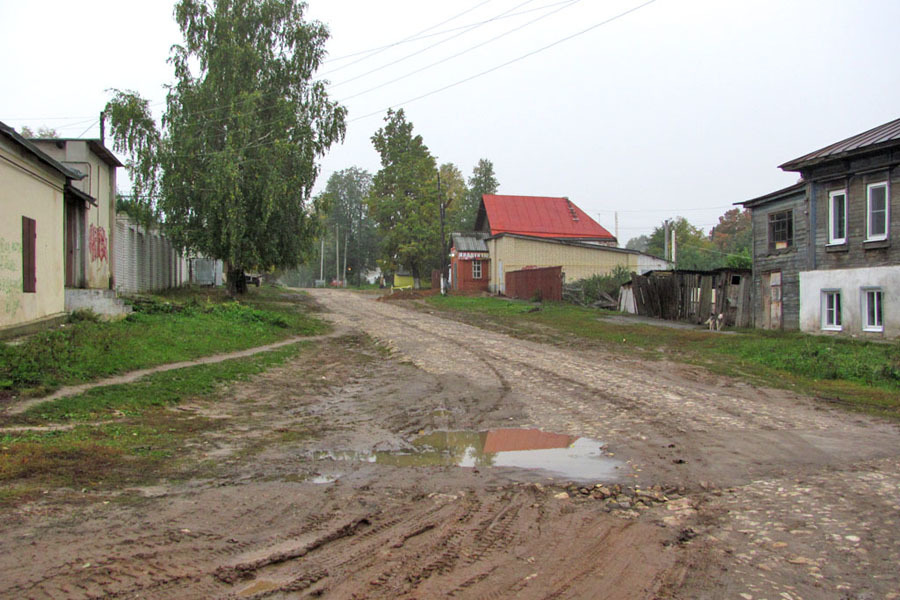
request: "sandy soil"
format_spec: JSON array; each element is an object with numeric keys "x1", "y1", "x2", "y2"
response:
[{"x1": 1, "y1": 289, "x2": 899, "y2": 599}]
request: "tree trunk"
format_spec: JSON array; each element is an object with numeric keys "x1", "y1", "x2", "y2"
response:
[{"x1": 227, "y1": 266, "x2": 248, "y2": 295}]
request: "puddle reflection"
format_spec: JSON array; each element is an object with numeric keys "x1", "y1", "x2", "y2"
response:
[{"x1": 313, "y1": 428, "x2": 619, "y2": 482}]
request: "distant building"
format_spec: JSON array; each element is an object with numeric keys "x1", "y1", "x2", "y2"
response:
[{"x1": 465, "y1": 194, "x2": 667, "y2": 294}]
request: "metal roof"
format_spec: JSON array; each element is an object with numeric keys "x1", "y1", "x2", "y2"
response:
[
  {"x1": 29, "y1": 137, "x2": 124, "y2": 168},
  {"x1": 737, "y1": 181, "x2": 806, "y2": 208},
  {"x1": 0, "y1": 120, "x2": 86, "y2": 180},
  {"x1": 780, "y1": 117, "x2": 900, "y2": 171},
  {"x1": 451, "y1": 232, "x2": 489, "y2": 252},
  {"x1": 479, "y1": 194, "x2": 615, "y2": 241}
]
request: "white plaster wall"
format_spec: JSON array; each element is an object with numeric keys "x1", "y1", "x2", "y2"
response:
[{"x1": 799, "y1": 265, "x2": 900, "y2": 339}]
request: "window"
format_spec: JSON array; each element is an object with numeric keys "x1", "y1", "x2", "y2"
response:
[
  {"x1": 828, "y1": 189, "x2": 847, "y2": 244},
  {"x1": 822, "y1": 290, "x2": 842, "y2": 330},
  {"x1": 867, "y1": 182, "x2": 889, "y2": 240},
  {"x1": 863, "y1": 288, "x2": 883, "y2": 332},
  {"x1": 472, "y1": 260, "x2": 482, "y2": 280},
  {"x1": 768, "y1": 210, "x2": 793, "y2": 251},
  {"x1": 22, "y1": 217, "x2": 36, "y2": 293}
]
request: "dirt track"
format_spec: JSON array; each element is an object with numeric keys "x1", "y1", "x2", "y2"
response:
[{"x1": 2, "y1": 289, "x2": 899, "y2": 599}]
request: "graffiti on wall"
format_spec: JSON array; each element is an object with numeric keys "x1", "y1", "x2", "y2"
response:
[
  {"x1": 89, "y1": 224, "x2": 108, "y2": 263},
  {"x1": 0, "y1": 237, "x2": 23, "y2": 315}
]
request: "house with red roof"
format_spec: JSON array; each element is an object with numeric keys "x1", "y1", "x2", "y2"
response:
[{"x1": 455, "y1": 194, "x2": 668, "y2": 295}]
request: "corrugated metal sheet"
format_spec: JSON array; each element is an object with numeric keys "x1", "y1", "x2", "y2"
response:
[
  {"x1": 482, "y1": 195, "x2": 615, "y2": 240},
  {"x1": 780, "y1": 117, "x2": 900, "y2": 171},
  {"x1": 451, "y1": 232, "x2": 489, "y2": 252}
]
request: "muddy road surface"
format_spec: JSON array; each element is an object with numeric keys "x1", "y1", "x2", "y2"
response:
[{"x1": 2, "y1": 289, "x2": 899, "y2": 599}]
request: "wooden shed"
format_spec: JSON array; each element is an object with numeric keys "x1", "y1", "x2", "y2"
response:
[{"x1": 627, "y1": 268, "x2": 752, "y2": 328}]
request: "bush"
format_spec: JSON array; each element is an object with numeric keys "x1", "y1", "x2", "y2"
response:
[{"x1": 570, "y1": 265, "x2": 632, "y2": 306}]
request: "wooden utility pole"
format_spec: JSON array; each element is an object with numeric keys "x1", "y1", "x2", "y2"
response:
[
  {"x1": 335, "y1": 225, "x2": 340, "y2": 284},
  {"x1": 319, "y1": 238, "x2": 324, "y2": 283}
]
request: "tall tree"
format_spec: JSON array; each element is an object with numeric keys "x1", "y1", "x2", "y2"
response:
[
  {"x1": 625, "y1": 234, "x2": 650, "y2": 253},
  {"x1": 647, "y1": 217, "x2": 720, "y2": 270},
  {"x1": 105, "y1": 0, "x2": 346, "y2": 293},
  {"x1": 317, "y1": 167, "x2": 377, "y2": 285},
  {"x1": 709, "y1": 208, "x2": 752, "y2": 254},
  {"x1": 455, "y1": 158, "x2": 498, "y2": 232},
  {"x1": 438, "y1": 163, "x2": 467, "y2": 233},
  {"x1": 368, "y1": 109, "x2": 438, "y2": 289}
]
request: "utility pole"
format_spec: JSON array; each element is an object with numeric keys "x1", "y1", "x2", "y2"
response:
[
  {"x1": 342, "y1": 234, "x2": 348, "y2": 287},
  {"x1": 438, "y1": 171, "x2": 446, "y2": 295},
  {"x1": 614, "y1": 211, "x2": 619, "y2": 246},
  {"x1": 664, "y1": 219, "x2": 670, "y2": 262},
  {"x1": 671, "y1": 228, "x2": 677, "y2": 264},
  {"x1": 335, "y1": 225, "x2": 339, "y2": 284},
  {"x1": 99, "y1": 110, "x2": 106, "y2": 145},
  {"x1": 319, "y1": 238, "x2": 324, "y2": 284}
]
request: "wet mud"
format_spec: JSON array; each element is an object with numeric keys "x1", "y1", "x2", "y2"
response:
[{"x1": 1, "y1": 289, "x2": 899, "y2": 599}]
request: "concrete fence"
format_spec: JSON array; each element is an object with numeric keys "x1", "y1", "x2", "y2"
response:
[{"x1": 114, "y1": 215, "x2": 189, "y2": 294}]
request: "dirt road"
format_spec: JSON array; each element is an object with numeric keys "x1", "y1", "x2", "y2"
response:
[{"x1": 2, "y1": 289, "x2": 899, "y2": 599}]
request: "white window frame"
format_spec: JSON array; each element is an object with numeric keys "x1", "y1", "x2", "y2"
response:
[
  {"x1": 862, "y1": 288, "x2": 884, "y2": 332},
  {"x1": 866, "y1": 182, "x2": 889, "y2": 241},
  {"x1": 471, "y1": 259, "x2": 482, "y2": 280},
  {"x1": 822, "y1": 289, "x2": 842, "y2": 331},
  {"x1": 828, "y1": 189, "x2": 847, "y2": 245}
]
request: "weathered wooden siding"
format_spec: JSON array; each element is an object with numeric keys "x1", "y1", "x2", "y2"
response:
[
  {"x1": 749, "y1": 191, "x2": 809, "y2": 330},
  {"x1": 811, "y1": 164, "x2": 900, "y2": 270}
]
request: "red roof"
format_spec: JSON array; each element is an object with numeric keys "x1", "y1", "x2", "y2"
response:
[{"x1": 481, "y1": 195, "x2": 615, "y2": 241}]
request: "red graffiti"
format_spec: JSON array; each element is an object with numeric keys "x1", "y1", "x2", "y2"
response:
[{"x1": 89, "y1": 224, "x2": 108, "y2": 262}]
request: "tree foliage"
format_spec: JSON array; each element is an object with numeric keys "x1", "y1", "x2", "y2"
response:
[
  {"x1": 456, "y1": 158, "x2": 499, "y2": 232},
  {"x1": 20, "y1": 126, "x2": 60, "y2": 138},
  {"x1": 316, "y1": 167, "x2": 377, "y2": 285},
  {"x1": 625, "y1": 234, "x2": 649, "y2": 253},
  {"x1": 105, "y1": 0, "x2": 346, "y2": 292},
  {"x1": 647, "y1": 217, "x2": 720, "y2": 270},
  {"x1": 368, "y1": 109, "x2": 438, "y2": 287},
  {"x1": 709, "y1": 208, "x2": 752, "y2": 255}
]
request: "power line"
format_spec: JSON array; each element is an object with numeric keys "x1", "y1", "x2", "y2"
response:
[
  {"x1": 329, "y1": 0, "x2": 539, "y2": 90},
  {"x1": 322, "y1": 0, "x2": 577, "y2": 64},
  {"x1": 339, "y1": 0, "x2": 582, "y2": 103},
  {"x1": 320, "y1": 0, "x2": 497, "y2": 76},
  {"x1": 597, "y1": 205, "x2": 734, "y2": 213},
  {"x1": 348, "y1": 0, "x2": 659, "y2": 123}
]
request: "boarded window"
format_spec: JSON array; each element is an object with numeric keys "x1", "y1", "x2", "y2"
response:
[
  {"x1": 22, "y1": 217, "x2": 37, "y2": 293},
  {"x1": 768, "y1": 210, "x2": 793, "y2": 251}
]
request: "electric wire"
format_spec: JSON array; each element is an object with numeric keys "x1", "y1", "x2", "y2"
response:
[
  {"x1": 347, "y1": 0, "x2": 658, "y2": 123},
  {"x1": 339, "y1": 0, "x2": 582, "y2": 102},
  {"x1": 328, "y1": 0, "x2": 538, "y2": 90},
  {"x1": 319, "y1": 0, "x2": 497, "y2": 76},
  {"x1": 322, "y1": 0, "x2": 577, "y2": 64}
]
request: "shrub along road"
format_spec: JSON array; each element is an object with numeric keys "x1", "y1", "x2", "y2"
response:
[{"x1": 0, "y1": 289, "x2": 897, "y2": 599}]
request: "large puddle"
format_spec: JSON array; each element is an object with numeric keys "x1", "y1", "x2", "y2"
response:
[{"x1": 312, "y1": 428, "x2": 620, "y2": 482}]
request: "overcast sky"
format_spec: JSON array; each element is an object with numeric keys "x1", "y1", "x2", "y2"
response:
[{"x1": 2, "y1": 0, "x2": 899, "y2": 244}]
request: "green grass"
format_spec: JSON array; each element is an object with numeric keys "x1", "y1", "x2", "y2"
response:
[
  {"x1": 0, "y1": 286, "x2": 326, "y2": 396},
  {"x1": 0, "y1": 342, "x2": 307, "y2": 491},
  {"x1": 427, "y1": 295, "x2": 900, "y2": 418}
]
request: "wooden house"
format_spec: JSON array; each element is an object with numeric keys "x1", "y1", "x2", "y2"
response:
[{"x1": 741, "y1": 117, "x2": 900, "y2": 338}]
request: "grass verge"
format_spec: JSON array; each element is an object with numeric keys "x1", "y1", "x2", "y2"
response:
[
  {"x1": 0, "y1": 285, "x2": 326, "y2": 397},
  {"x1": 0, "y1": 342, "x2": 306, "y2": 499},
  {"x1": 426, "y1": 295, "x2": 900, "y2": 418}
]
